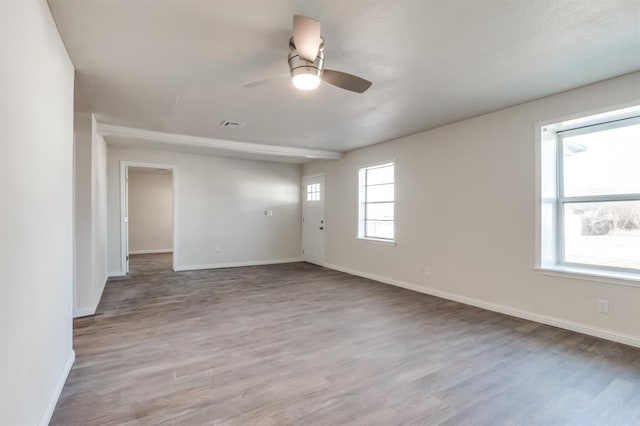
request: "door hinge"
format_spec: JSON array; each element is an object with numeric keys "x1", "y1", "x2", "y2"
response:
[{"x1": 126, "y1": 255, "x2": 129, "y2": 261}]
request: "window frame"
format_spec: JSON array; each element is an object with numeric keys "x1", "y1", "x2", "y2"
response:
[
  {"x1": 556, "y1": 117, "x2": 640, "y2": 274},
  {"x1": 536, "y1": 102, "x2": 640, "y2": 286},
  {"x1": 357, "y1": 160, "x2": 396, "y2": 245}
]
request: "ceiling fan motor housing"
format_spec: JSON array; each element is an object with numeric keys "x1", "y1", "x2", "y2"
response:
[{"x1": 288, "y1": 36, "x2": 325, "y2": 80}]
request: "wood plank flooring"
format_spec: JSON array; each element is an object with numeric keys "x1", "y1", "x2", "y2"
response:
[{"x1": 52, "y1": 254, "x2": 640, "y2": 425}]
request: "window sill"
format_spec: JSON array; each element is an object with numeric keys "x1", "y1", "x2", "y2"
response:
[
  {"x1": 535, "y1": 265, "x2": 640, "y2": 288},
  {"x1": 356, "y1": 237, "x2": 397, "y2": 247}
]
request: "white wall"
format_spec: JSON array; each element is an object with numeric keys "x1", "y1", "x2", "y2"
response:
[
  {"x1": 304, "y1": 71, "x2": 640, "y2": 347},
  {"x1": 91, "y1": 116, "x2": 108, "y2": 308},
  {"x1": 74, "y1": 112, "x2": 92, "y2": 314},
  {"x1": 0, "y1": 1, "x2": 75, "y2": 424},
  {"x1": 128, "y1": 170, "x2": 173, "y2": 253},
  {"x1": 107, "y1": 147, "x2": 302, "y2": 273},
  {"x1": 73, "y1": 114, "x2": 108, "y2": 317}
]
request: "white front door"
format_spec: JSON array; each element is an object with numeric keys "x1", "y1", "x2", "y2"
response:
[{"x1": 302, "y1": 174, "x2": 325, "y2": 265}]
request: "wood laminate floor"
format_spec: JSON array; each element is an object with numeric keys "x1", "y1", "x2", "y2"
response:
[{"x1": 52, "y1": 254, "x2": 640, "y2": 425}]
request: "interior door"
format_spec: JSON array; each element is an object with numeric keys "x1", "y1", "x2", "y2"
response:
[{"x1": 302, "y1": 174, "x2": 325, "y2": 265}]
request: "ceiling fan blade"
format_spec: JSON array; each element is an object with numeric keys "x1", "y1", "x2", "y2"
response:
[
  {"x1": 241, "y1": 74, "x2": 288, "y2": 88},
  {"x1": 293, "y1": 15, "x2": 321, "y2": 62},
  {"x1": 322, "y1": 69, "x2": 372, "y2": 93}
]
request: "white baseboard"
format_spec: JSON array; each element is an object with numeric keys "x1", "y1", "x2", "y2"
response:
[
  {"x1": 74, "y1": 276, "x2": 108, "y2": 318},
  {"x1": 39, "y1": 349, "x2": 75, "y2": 426},
  {"x1": 107, "y1": 271, "x2": 126, "y2": 278},
  {"x1": 129, "y1": 249, "x2": 173, "y2": 255},
  {"x1": 94, "y1": 276, "x2": 107, "y2": 310},
  {"x1": 73, "y1": 307, "x2": 96, "y2": 318},
  {"x1": 175, "y1": 258, "x2": 304, "y2": 272},
  {"x1": 324, "y1": 263, "x2": 640, "y2": 349}
]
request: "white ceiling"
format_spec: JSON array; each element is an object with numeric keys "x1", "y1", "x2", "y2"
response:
[{"x1": 49, "y1": 0, "x2": 640, "y2": 154}]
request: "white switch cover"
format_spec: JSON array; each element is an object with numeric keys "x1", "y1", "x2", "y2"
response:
[
  {"x1": 265, "y1": 210, "x2": 273, "y2": 216},
  {"x1": 598, "y1": 299, "x2": 609, "y2": 314}
]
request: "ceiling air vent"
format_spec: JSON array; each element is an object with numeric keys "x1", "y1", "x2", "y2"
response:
[{"x1": 220, "y1": 120, "x2": 245, "y2": 128}]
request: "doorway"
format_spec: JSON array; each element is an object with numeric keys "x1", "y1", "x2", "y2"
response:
[
  {"x1": 302, "y1": 174, "x2": 325, "y2": 265},
  {"x1": 120, "y1": 161, "x2": 177, "y2": 274}
]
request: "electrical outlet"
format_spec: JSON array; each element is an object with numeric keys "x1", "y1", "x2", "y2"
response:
[
  {"x1": 422, "y1": 266, "x2": 430, "y2": 276},
  {"x1": 598, "y1": 299, "x2": 609, "y2": 314},
  {"x1": 215, "y1": 244, "x2": 221, "y2": 253}
]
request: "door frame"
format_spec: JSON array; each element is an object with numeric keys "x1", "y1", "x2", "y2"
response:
[
  {"x1": 120, "y1": 160, "x2": 178, "y2": 273},
  {"x1": 302, "y1": 173, "x2": 326, "y2": 265}
]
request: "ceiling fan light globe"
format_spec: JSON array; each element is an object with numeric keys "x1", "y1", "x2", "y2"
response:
[{"x1": 292, "y1": 73, "x2": 321, "y2": 91}]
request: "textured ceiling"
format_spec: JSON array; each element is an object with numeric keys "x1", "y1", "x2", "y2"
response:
[{"x1": 49, "y1": 0, "x2": 640, "y2": 152}]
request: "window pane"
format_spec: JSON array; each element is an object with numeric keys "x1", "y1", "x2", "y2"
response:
[
  {"x1": 564, "y1": 201, "x2": 640, "y2": 269},
  {"x1": 306, "y1": 183, "x2": 320, "y2": 201},
  {"x1": 562, "y1": 122, "x2": 640, "y2": 197},
  {"x1": 366, "y1": 220, "x2": 394, "y2": 239},
  {"x1": 366, "y1": 165, "x2": 394, "y2": 185},
  {"x1": 366, "y1": 202, "x2": 394, "y2": 220},
  {"x1": 366, "y1": 184, "x2": 394, "y2": 202}
]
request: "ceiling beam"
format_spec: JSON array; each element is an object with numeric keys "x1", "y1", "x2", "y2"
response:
[{"x1": 96, "y1": 123, "x2": 342, "y2": 160}]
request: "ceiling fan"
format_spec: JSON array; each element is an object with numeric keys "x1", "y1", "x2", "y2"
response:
[{"x1": 244, "y1": 15, "x2": 372, "y2": 94}]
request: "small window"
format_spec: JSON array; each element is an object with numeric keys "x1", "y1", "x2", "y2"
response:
[
  {"x1": 306, "y1": 183, "x2": 320, "y2": 201},
  {"x1": 539, "y1": 106, "x2": 640, "y2": 280},
  {"x1": 358, "y1": 162, "x2": 395, "y2": 241}
]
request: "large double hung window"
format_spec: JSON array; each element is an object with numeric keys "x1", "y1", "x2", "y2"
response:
[{"x1": 538, "y1": 106, "x2": 640, "y2": 281}]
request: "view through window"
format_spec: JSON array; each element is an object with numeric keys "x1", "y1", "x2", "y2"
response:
[{"x1": 558, "y1": 117, "x2": 640, "y2": 271}]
